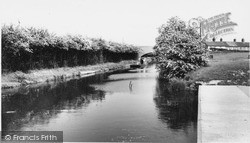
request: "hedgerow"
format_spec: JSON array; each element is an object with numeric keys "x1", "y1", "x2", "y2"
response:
[{"x1": 1, "y1": 24, "x2": 141, "y2": 72}]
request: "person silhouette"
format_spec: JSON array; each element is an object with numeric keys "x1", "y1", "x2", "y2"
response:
[
  {"x1": 140, "y1": 58, "x2": 144, "y2": 65},
  {"x1": 129, "y1": 81, "x2": 133, "y2": 91}
]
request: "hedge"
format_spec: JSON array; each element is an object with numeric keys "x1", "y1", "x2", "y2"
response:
[{"x1": 1, "y1": 24, "x2": 141, "y2": 72}]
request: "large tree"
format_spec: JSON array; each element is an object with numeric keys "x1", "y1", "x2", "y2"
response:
[{"x1": 154, "y1": 17, "x2": 208, "y2": 79}]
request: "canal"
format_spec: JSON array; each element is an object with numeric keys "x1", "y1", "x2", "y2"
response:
[{"x1": 2, "y1": 65, "x2": 197, "y2": 142}]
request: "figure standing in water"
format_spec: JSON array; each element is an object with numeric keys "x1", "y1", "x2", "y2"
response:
[
  {"x1": 129, "y1": 81, "x2": 133, "y2": 91},
  {"x1": 140, "y1": 58, "x2": 144, "y2": 65}
]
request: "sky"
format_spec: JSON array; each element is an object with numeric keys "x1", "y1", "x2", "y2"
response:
[{"x1": 1, "y1": 0, "x2": 250, "y2": 46}]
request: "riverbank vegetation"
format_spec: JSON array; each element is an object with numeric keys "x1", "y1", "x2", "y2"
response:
[
  {"x1": 153, "y1": 17, "x2": 249, "y2": 86},
  {"x1": 153, "y1": 17, "x2": 208, "y2": 79},
  {"x1": 2, "y1": 60, "x2": 136, "y2": 89},
  {"x1": 2, "y1": 24, "x2": 141, "y2": 72}
]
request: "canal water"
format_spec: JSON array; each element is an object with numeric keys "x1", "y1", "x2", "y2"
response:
[{"x1": 2, "y1": 65, "x2": 197, "y2": 142}]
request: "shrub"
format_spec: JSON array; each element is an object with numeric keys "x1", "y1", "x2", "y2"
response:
[{"x1": 154, "y1": 17, "x2": 208, "y2": 79}]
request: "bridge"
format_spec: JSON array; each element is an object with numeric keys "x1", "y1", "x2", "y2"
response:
[{"x1": 140, "y1": 52, "x2": 156, "y2": 58}]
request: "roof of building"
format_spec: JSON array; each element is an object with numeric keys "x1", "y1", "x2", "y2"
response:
[{"x1": 204, "y1": 41, "x2": 249, "y2": 47}]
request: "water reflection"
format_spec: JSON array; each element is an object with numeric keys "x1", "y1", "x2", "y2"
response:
[
  {"x1": 2, "y1": 74, "x2": 108, "y2": 131},
  {"x1": 2, "y1": 66, "x2": 197, "y2": 142},
  {"x1": 154, "y1": 78, "x2": 198, "y2": 130}
]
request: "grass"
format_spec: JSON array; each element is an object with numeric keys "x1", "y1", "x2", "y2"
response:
[
  {"x1": 186, "y1": 51, "x2": 250, "y2": 85},
  {"x1": 1, "y1": 60, "x2": 137, "y2": 89}
]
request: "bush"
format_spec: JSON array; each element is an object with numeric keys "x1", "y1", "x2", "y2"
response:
[{"x1": 154, "y1": 17, "x2": 208, "y2": 79}]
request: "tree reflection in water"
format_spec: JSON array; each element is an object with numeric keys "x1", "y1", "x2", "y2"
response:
[
  {"x1": 154, "y1": 78, "x2": 198, "y2": 130},
  {"x1": 2, "y1": 74, "x2": 108, "y2": 131}
]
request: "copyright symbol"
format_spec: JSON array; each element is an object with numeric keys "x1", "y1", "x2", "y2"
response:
[{"x1": 5, "y1": 135, "x2": 11, "y2": 140}]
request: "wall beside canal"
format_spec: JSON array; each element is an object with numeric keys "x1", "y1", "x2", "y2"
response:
[{"x1": 198, "y1": 85, "x2": 250, "y2": 143}]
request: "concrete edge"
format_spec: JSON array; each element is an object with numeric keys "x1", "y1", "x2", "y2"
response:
[
  {"x1": 237, "y1": 86, "x2": 250, "y2": 97},
  {"x1": 198, "y1": 85, "x2": 203, "y2": 143}
]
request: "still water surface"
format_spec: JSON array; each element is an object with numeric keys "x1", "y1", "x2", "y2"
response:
[{"x1": 2, "y1": 65, "x2": 197, "y2": 142}]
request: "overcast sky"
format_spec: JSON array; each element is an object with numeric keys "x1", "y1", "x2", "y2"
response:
[{"x1": 1, "y1": 0, "x2": 250, "y2": 46}]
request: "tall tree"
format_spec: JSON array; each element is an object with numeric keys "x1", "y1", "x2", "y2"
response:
[{"x1": 154, "y1": 17, "x2": 208, "y2": 79}]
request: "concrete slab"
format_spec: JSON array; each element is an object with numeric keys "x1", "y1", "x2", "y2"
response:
[{"x1": 198, "y1": 86, "x2": 250, "y2": 143}]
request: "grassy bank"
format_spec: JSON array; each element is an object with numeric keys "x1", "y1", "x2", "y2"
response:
[
  {"x1": 1, "y1": 60, "x2": 137, "y2": 89},
  {"x1": 186, "y1": 51, "x2": 249, "y2": 85}
]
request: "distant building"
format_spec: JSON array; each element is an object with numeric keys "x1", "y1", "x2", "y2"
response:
[{"x1": 204, "y1": 39, "x2": 249, "y2": 51}]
